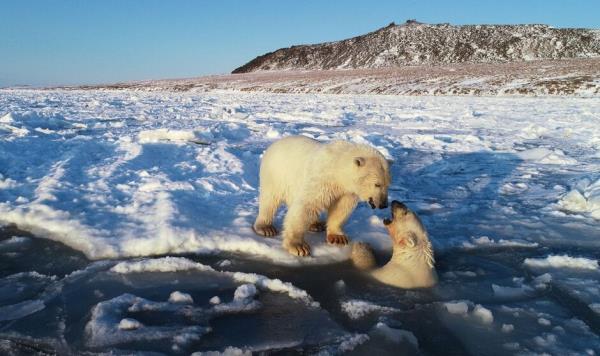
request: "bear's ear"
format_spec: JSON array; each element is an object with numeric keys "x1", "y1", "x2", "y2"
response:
[
  {"x1": 406, "y1": 232, "x2": 418, "y2": 248},
  {"x1": 354, "y1": 157, "x2": 366, "y2": 167},
  {"x1": 396, "y1": 232, "x2": 418, "y2": 248}
]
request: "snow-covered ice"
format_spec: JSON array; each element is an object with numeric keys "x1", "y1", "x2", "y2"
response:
[{"x1": 1, "y1": 88, "x2": 599, "y2": 354}]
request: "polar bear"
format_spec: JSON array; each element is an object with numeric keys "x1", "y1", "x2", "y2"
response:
[
  {"x1": 351, "y1": 200, "x2": 437, "y2": 289},
  {"x1": 253, "y1": 136, "x2": 390, "y2": 256}
]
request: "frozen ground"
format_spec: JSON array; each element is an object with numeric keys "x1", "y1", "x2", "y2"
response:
[
  {"x1": 75, "y1": 58, "x2": 600, "y2": 97},
  {"x1": 0, "y1": 89, "x2": 599, "y2": 355}
]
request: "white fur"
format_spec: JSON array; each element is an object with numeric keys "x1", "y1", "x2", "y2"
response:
[
  {"x1": 254, "y1": 136, "x2": 390, "y2": 256},
  {"x1": 352, "y1": 205, "x2": 437, "y2": 289}
]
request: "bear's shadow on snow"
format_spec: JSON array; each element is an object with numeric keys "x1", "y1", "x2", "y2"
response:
[
  {"x1": 389, "y1": 149, "x2": 523, "y2": 246},
  {"x1": 117, "y1": 142, "x2": 261, "y2": 232}
]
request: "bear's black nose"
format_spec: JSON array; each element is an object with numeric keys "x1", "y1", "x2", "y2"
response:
[
  {"x1": 391, "y1": 200, "x2": 408, "y2": 214},
  {"x1": 368, "y1": 197, "x2": 376, "y2": 209}
]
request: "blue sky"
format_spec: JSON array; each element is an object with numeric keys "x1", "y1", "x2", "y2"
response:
[{"x1": 1, "y1": 0, "x2": 598, "y2": 87}]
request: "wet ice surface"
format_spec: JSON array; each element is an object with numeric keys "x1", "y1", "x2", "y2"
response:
[{"x1": 0, "y1": 90, "x2": 599, "y2": 354}]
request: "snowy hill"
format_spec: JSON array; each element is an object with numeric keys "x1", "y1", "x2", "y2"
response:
[
  {"x1": 233, "y1": 21, "x2": 600, "y2": 73},
  {"x1": 76, "y1": 58, "x2": 600, "y2": 97}
]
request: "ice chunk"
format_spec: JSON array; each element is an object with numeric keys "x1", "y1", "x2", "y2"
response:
[
  {"x1": 558, "y1": 178, "x2": 600, "y2": 220},
  {"x1": 443, "y1": 301, "x2": 494, "y2": 325},
  {"x1": 372, "y1": 322, "x2": 419, "y2": 347},
  {"x1": 0, "y1": 174, "x2": 17, "y2": 189},
  {"x1": 338, "y1": 333, "x2": 370, "y2": 352},
  {"x1": 111, "y1": 257, "x2": 215, "y2": 274},
  {"x1": 492, "y1": 284, "x2": 533, "y2": 298},
  {"x1": 444, "y1": 301, "x2": 469, "y2": 316},
  {"x1": 501, "y1": 324, "x2": 514, "y2": 333},
  {"x1": 192, "y1": 346, "x2": 251, "y2": 356},
  {"x1": 340, "y1": 299, "x2": 398, "y2": 320},
  {"x1": 0, "y1": 299, "x2": 45, "y2": 321},
  {"x1": 524, "y1": 255, "x2": 598, "y2": 270},
  {"x1": 213, "y1": 284, "x2": 260, "y2": 313},
  {"x1": 516, "y1": 147, "x2": 576, "y2": 165},
  {"x1": 473, "y1": 304, "x2": 494, "y2": 324},
  {"x1": 231, "y1": 272, "x2": 318, "y2": 307},
  {"x1": 0, "y1": 236, "x2": 30, "y2": 248},
  {"x1": 533, "y1": 333, "x2": 556, "y2": 347},
  {"x1": 233, "y1": 284, "x2": 257, "y2": 302},
  {"x1": 118, "y1": 318, "x2": 143, "y2": 330},
  {"x1": 463, "y1": 236, "x2": 538, "y2": 249},
  {"x1": 112, "y1": 257, "x2": 318, "y2": 306},
  {"x1": 85, "y1": 293, "x2": 210, "y2": 348},
  {"x1": 168, "y1": 291, "x2": 194, "y2": 304}
]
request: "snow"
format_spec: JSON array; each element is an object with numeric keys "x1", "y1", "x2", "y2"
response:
[
  {"x1": 0, "y1": 90, "x2": 598, "y2": 267},
  {"x1": 340, "y1": 299, "x2": 399, "y2": 320},
  {"x1": 138, "y1": 128, "x2": 204, "y2": 144},
  {"x1": 524, "y1": 255, "x2": 599, "y2": 270},
  {"x1": 1, "y1": 88, "x2": 600, "y2": 354}
]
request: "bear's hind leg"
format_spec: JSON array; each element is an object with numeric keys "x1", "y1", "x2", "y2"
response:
[
  {"x1": 253, "y1": 192, "x2": 280, "y2": 237},
  {"x1": 282, "y1": 203, "x2": 314, "y2": 256}
]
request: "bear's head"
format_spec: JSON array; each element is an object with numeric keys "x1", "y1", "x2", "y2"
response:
[
  {"x1": 383, "y1": 200, "x2": 435, "y2": 268},
  {"x1": 352, "y1": 155, "x2": 390, "y2": 209}
]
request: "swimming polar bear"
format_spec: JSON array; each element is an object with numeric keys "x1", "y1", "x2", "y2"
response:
[{"x1": 351, "y1": 200, "x2": 438, "y2": 289}]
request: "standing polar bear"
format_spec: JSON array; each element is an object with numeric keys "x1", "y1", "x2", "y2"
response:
[{"x1": 253, "y1": 136, "x2": 390, "y2": 256}]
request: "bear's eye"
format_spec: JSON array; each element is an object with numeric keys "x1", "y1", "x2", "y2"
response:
[{"x1": 374, "y1": 183, "x2": 381, "y2": 188}]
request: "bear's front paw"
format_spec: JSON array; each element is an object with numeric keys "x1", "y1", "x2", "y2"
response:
[
  {"x1": 284, "y1": 241, "x2": 311, "y2": 257},
  {"x1": 327, "y1": 234, "x2": 349, "y2": 245},
  {"x1": 308, "y1": 221, "x2": 326, "y2": 232},
  {"x1": 253, "y1": 224, "x2": 278, "y2": 237}
]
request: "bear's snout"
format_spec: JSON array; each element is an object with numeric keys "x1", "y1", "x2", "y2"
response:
[
  {"x1": 368, "y1": 197, "x2": 376, "y2": 209},
  {"x1": 369, "y1": 195, "x2": 388, "y2": 209}
]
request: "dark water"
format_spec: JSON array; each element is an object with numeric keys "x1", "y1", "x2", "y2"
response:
[{"x1": 1, "y1": 226, "x2": 599, "y2": 355}]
